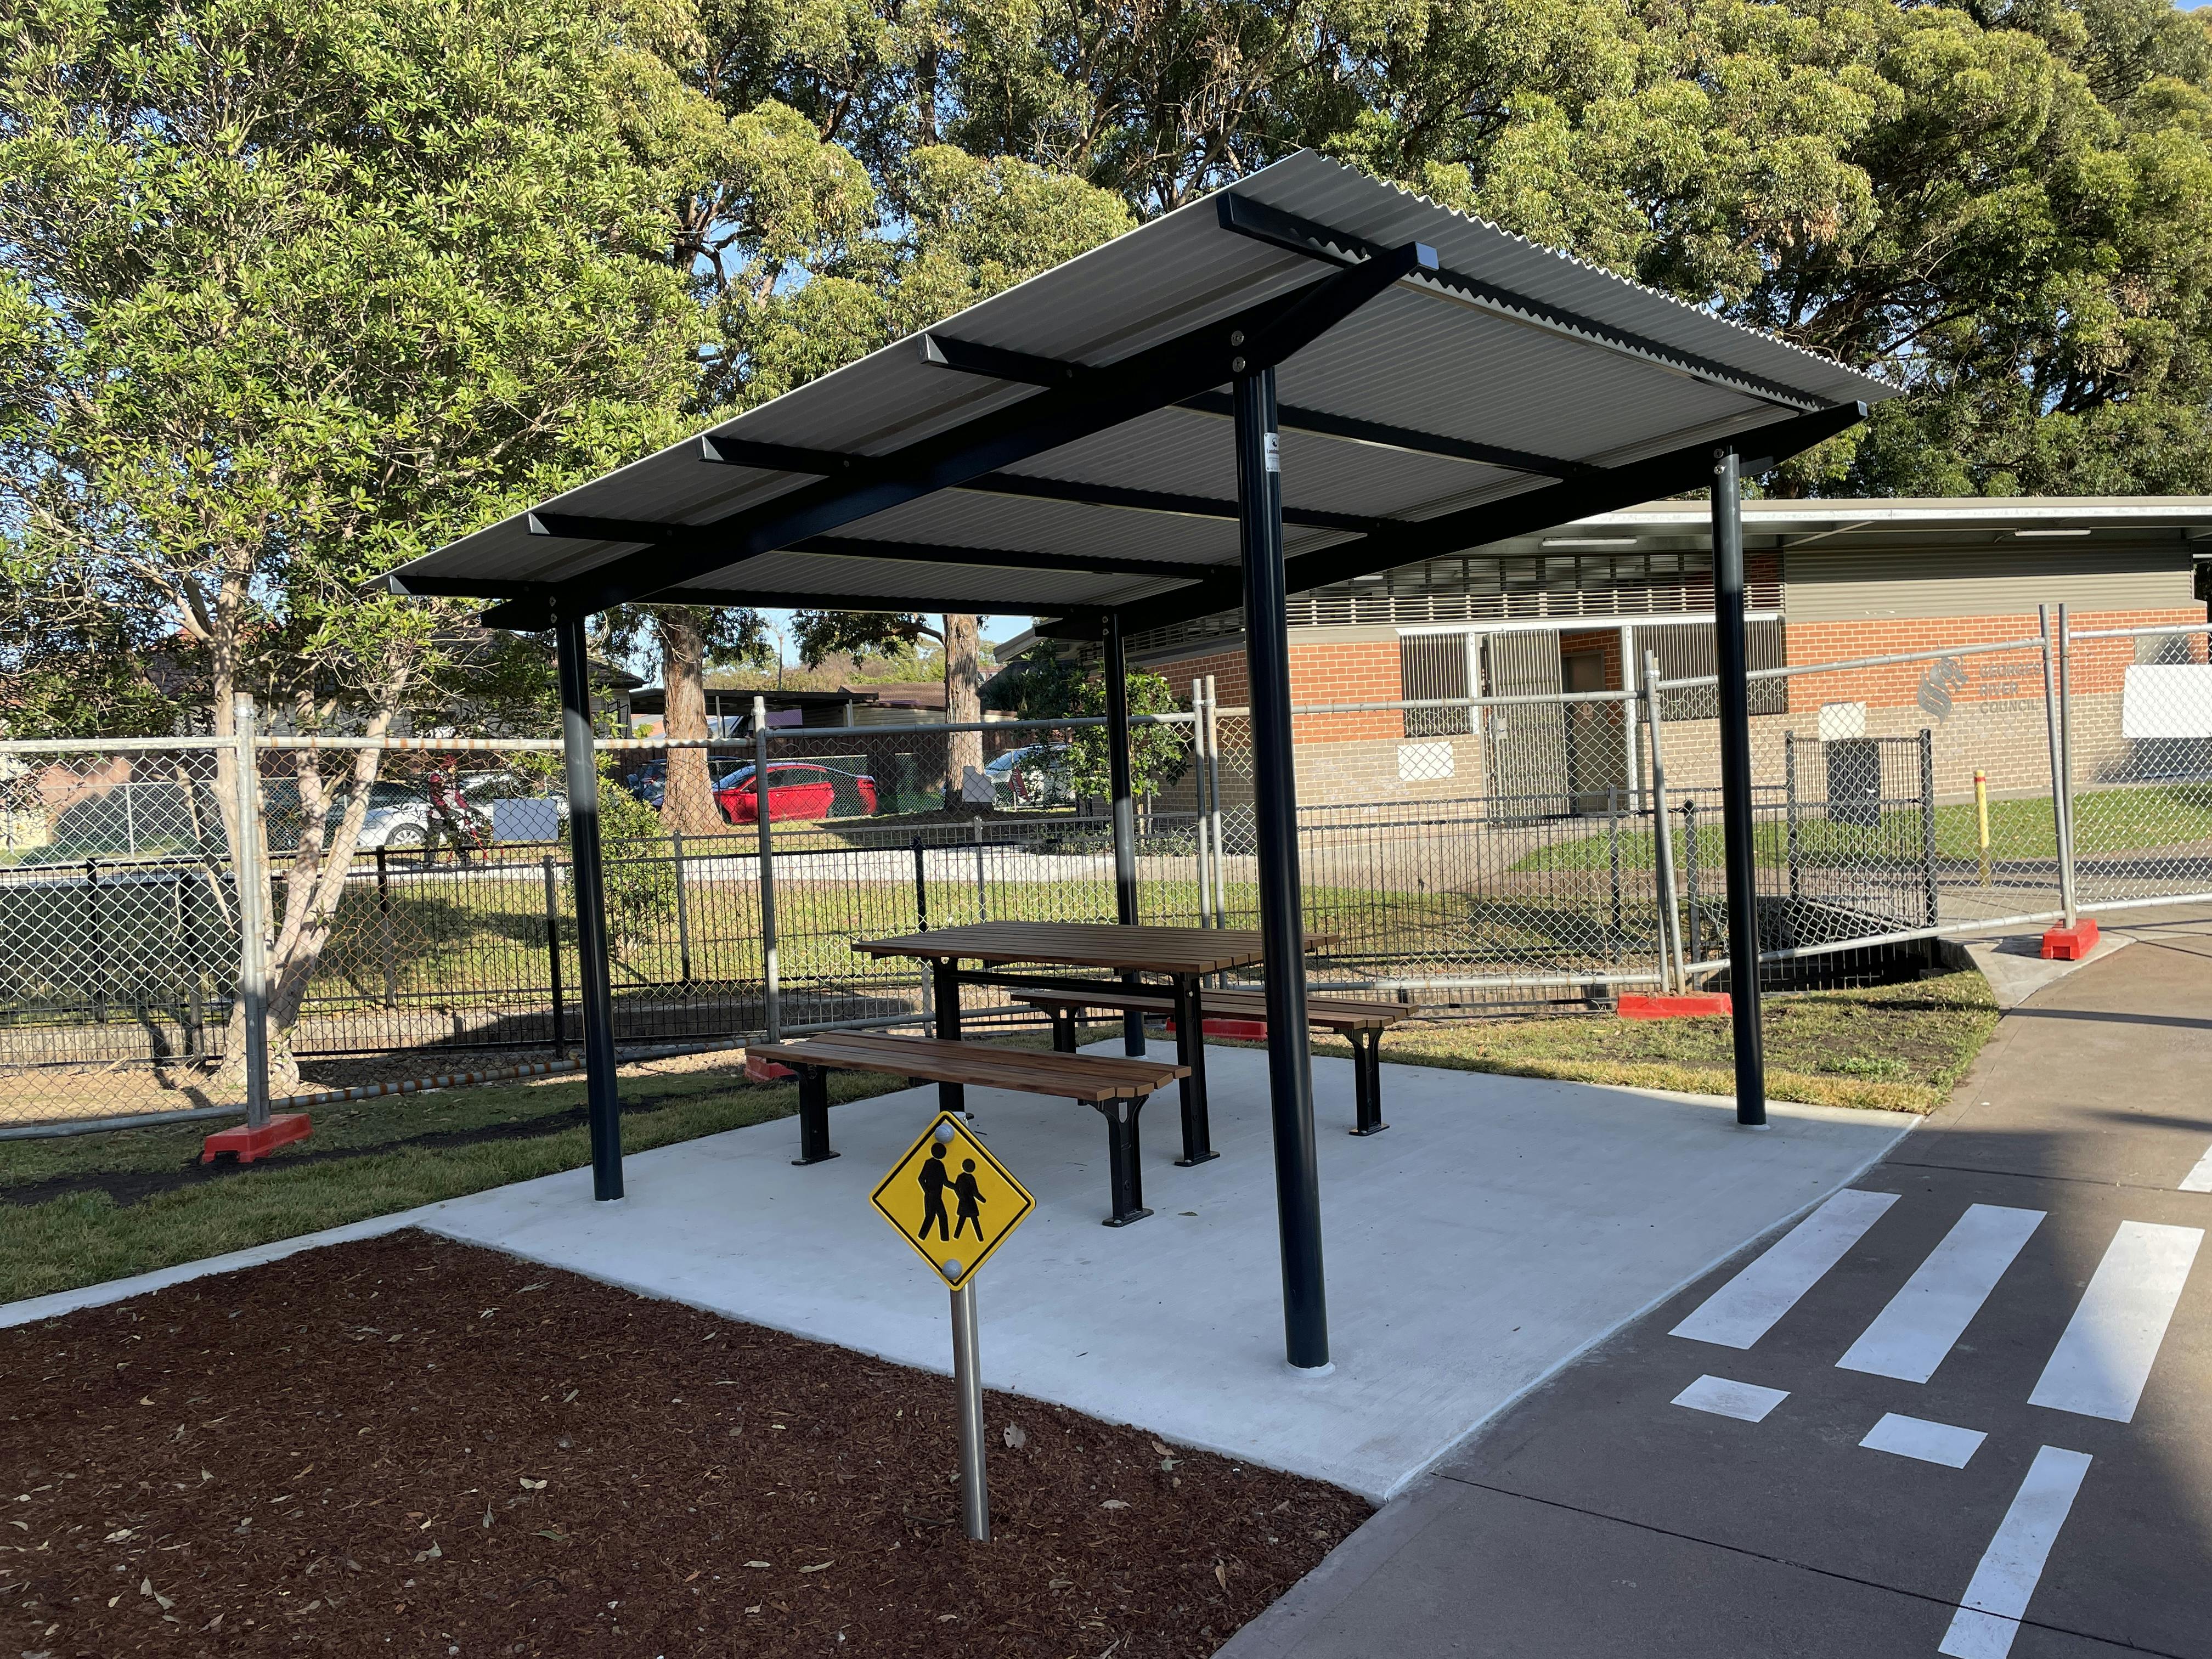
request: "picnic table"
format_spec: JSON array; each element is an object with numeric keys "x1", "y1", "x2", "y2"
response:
[{"x1": 853, "y1": 921, "x2": 1329, "y2": 1166}]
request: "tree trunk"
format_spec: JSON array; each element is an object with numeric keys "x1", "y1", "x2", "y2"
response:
[
  {"x1": 943, "y1": 612, "x2": 984, "y2": 808},
  {"x1": 658, "y1": 608, "x2": 722, "y2": 833}
]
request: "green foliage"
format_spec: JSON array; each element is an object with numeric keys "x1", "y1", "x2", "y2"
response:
[
  {"x1": 591, "y1": 772, "x2": 679, "y2": 956},
  {"x1": 988, "y1": 653, "x2": 1190, "y2": 798},
  {"x1": 0, "y1": 0, "x2": 715, "y2": 727}
]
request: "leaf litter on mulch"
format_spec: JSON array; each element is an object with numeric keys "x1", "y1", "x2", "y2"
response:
[{"x1": 0, "y1": 1230, "x2": 1369, "y2": 1656}]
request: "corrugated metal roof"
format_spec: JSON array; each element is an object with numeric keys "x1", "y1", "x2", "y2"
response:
[{"x1": 388, "y1": 149, "x2": 1893, "y2": 624}]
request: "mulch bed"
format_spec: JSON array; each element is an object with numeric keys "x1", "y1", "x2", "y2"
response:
[{"x1": 1, "y1": 1231, "x2": 1370, "y2": 1656}]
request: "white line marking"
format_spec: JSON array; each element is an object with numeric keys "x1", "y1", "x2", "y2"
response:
[
  {"x1": 1670, "y1": 1188, "x2": 1899, "y2": 1349},
  {"x1": 1671, "y1": 1374, "x2": 1788, "y2": 1423},
  {"x1": 1859, "y1": 1412, "x2": 1986, "y2": 1469},
  {"x1": 2028, "y1": 1220, "x2": 2203, "y2": 1422},
  {"x1": 2181, "y1": 1141, "x2": 2212, "y2": 1193},
  {"x1": 1937, "y1": 1446, "x2": 2093, "y2": 1659},
  {"x1": 1838, "y1": 1204, "x2": 2044, "y2": 1383}
]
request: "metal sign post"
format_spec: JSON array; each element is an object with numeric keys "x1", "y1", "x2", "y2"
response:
[{"x1": 870, "y1": 1112, "x2": 1036, "y2": 1542}]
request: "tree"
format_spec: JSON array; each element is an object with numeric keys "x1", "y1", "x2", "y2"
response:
[
  {"x1": 0, "y1": 0, "x2": 715, "y2": 1086},
  {"x1": 1310, "y1": 0, "x2": 2212, "y2": 495},
  {"x1": 602, "y1": 604, "x2": 773, "y2": 831},
  {"x1": 985, "y1": 650, "x2": 1188, "y2": 802}
]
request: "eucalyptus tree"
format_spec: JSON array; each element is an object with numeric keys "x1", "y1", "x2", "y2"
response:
[{"x1": 0, "y1": 0, "x2": 718, "y2": 1083}]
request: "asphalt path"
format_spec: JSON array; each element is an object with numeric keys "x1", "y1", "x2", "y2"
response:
[{"x1": 1223, "y1": 923, "x2": 2212, "y2": 1658}]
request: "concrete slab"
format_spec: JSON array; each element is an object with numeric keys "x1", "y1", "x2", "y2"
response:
[
  {"x1": 415, "y1": 1045, "x2": 1914, "y2": 1502},
  {"x1": 1215, "y1": 1477, "x2": 2152, "y2": 1659},
  {"x1": 1223, "y1": 928, "x2": 2212, "y2": 1658},
  {"x1": 1958, "y1": 928, "x2": 2132, "y2": 1010}
]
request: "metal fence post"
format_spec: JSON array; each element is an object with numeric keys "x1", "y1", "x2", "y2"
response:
[
  {"x1": 1784, "y1": 730, "x2": 1802, "y2": 905},
  {"x1": 670, "y1": 827, "x2": 693, "y2": 984},
  {"x1": 1192, "y1": 678, "x2": 1212, "y2": 928},
  {"x1": 230, "y1": 693, "x2": 271, "y2": 1131},
  {"x1": 2057, "y1": 602, "x2": 2078, "y2": 925},
  {"x1": 2038, "y1": 605, "x2": 2078, "y2": 925},
  {"x1": 1918, "y1": 727, "x2": 1939, "y2": 929},
  {"x1": 753, "y1": 696, "x2": 781, "y2": 1041},
  {"x1": 1642, "y1": 651, "x2": 1685, "y2": 996},
  {"x1": 541, "y1": 854, "x2": 566, "y2": 1059},
  {"x1": 1204, "y1": 675, "x2": 1228, "y2": 929}
]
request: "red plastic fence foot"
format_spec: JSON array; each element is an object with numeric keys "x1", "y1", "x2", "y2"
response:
[
  {"x1": 200, "y1": 1113, "x2": 313, "y2": 1165},
  {"x1": 1165, "y1": 1017, "x2": 1271, "y2": 1041},
  {"x1": 1617, "y1": 992, "x2": 1734, "y2": 1020},
  {"x1": 2040, "y1": 920, "x2": 2100, "y2": 961},
  {"x1": 745, "y1": 1053, "x2": 797, "y2": 1083}
]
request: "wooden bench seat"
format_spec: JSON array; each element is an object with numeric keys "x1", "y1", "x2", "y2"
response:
[
  {"x1": 747, "y1": 1032, "x2": 1188, "y2": 1226},
  {"x1": 1009, "y1": 987, "x2": 1412, "y2": 1136}
]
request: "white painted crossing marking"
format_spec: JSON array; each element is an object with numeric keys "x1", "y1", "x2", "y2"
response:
[
  {"x1": 1859, "y1": 1412, "x2": 1985, "y2": 1469},
  {"x1": 1837, "y1": 1204, "x2": 2044, "y2": 1383},
  {"x1": 2028, "y1": 1220, "x2": 2203, "y2": 1422},
  {"x1": 1937, "y1": 1446, "x2": 2092, "y2": 1659},
  {"x1": 1670, "y1": 1188, "x2": 1899, "y2": 1349},
  {"x1": 2181, "y1": 1140, "x2": 2212, "y2": 1193},
  {"x1": 1671, "y1": 1374, "x2": 1789, "y2": 1423}
]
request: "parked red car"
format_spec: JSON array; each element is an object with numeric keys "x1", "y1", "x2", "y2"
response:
[{"x1": 714, "y1": 763, "x2": 878, "y2": 823}]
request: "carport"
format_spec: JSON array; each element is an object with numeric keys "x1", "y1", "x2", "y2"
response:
[{"x1": 383, "y1": 149, "x2": 1893, "y2": 1371}]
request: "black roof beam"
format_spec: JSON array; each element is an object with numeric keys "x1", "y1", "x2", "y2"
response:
[
  {"x1": 476, "y1": 237, "x2": 1434, "y2": 631},
  {"x1": 524, "y1": 514, "x2": 1216, "y2": 581},
  {"x1": 1176, "y1": 391, "x2": 1590, "y2": 479},
  {"x1": 691, "y1": 416, "x2": 1385, "y2": 532},
  {"x1": 1217, "y1": 192, "x2": 1826, "y2": 413},
  {"x1": 1065, "y1": 401, "x2": 1869, "y2": 639}
]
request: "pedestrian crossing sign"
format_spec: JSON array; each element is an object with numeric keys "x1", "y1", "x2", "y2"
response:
[{"x1": 870, "y1": 1114, "x2": 1035, "y2": 1289}]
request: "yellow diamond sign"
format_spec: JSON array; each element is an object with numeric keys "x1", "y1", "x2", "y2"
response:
[{"x1": 871, "y1": 1114, "x2": 1035, "y2": 1288}]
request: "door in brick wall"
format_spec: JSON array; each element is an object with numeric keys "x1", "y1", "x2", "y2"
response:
[{"x1": 1482, "y1": 630, "x2": 1570, "y2": 820}]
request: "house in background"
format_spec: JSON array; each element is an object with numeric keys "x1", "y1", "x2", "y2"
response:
[{"x1": 999, "y1": 496, "x2": 2212, "y2": 810}]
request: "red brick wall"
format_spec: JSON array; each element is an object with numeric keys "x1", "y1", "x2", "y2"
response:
[{"x1": 1785, "y1": 608, "x2": 2205, "y2": 709}]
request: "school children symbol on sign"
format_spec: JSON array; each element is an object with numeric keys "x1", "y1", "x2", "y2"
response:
[{"x1": 871, "y1": 1114, "x2": 1035, "y2": 1288}]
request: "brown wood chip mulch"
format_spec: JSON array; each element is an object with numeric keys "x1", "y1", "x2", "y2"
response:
[{"x1": 0, "y1": 1231, "x2": 1370, "y2": 1656}]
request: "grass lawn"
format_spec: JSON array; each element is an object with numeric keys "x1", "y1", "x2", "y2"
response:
[
  {"x1": 0, "y1": 1059, "x2": 909, "y2": 1306},
  {"x1": 3, "y1": 970, "x2": 1999, "y2": 1307},
  {"x1": 1515, "y1": 784, "x2": 2212, "y2": 875},
  {"x1": 1356, "y1": 969, "x2": 1997, "y2": 1115}
]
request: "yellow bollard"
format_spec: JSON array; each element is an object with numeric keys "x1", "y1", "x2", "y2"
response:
[{"x1": 1975, "y1": 768, "x2": 1990, "y2": 887}]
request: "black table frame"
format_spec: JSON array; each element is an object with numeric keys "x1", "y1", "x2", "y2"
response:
[{"x1": 927, "y1": 958, "x2": 1220, "y2": 1167}]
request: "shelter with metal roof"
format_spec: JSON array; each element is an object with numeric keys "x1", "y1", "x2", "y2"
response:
[{"x1": 387, "y1": 149, "x2": 1894, "y2": 1370}]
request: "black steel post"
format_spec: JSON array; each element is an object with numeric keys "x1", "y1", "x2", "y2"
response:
[
  {"x1": 1235, "y1": 363, "x2": 1329, "y2": 1370},
  {"x1": 1711, "y1": 447, "x2": 1768, "y2": 1127},
  {"x1": 1784, "y1": 731, "x2": 1802, "y2": 904},
  {"x1": 375, "y1": 845, "x2": 399, "y2": 1009},
  {"x1": 1103, "y1": 614, "x2": 1146, "y2": 1057},
  {"x1": 556, "y1": 614, "x2": 624, "y2": 1198}
]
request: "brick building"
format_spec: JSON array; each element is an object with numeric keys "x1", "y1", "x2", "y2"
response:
[{"x1": 1008, "y1": 496, "x2": 2212, "y2": 809}]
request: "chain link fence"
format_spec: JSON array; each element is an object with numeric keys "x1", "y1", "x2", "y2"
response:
[{"x1": 8, "y1": 611, "x2": 2212, "y2": 1132}]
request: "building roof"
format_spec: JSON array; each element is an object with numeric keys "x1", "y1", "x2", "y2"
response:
[
  {"x1": 385, "y1": 150, "x2": 1891, "y2": 637},
  {"x1": 1578, "y1": 496, "x2": 2212, "y2": 538}
]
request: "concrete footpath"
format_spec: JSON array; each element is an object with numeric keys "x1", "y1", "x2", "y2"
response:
[{"x1": 1224, "y1": 924, "x2": 2212, "y2": 1659}]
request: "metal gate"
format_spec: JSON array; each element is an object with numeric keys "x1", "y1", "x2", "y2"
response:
[{"x1": 1483, "y1": 630, "x2": 1568, "y2": 821}]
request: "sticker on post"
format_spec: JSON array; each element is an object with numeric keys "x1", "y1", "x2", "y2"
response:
[{"x1": 871, "y1": 1114, "x2": 1035, "y2": 1288}]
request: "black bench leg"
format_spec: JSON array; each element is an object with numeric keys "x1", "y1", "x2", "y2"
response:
[
  {"x1": 1350, "y1": 1030, "x2": 1389, "y2": 1137},
  {"x1": 932, "y1": 957, "x2": 967, "y2": 1116},
  {"x1": 1096, "y1": 1096, "x2": 1153, "y2": 1227},
  {"x1": 1050, "y1": 1008, "x2": 1077, "y2": 1054},
  {"x1": 792, "y1": 1066, "x2": 841, "y2": 1165},
  {"x1": 1169, "y1": 974, "x2": 1218, "y2": 1167}
]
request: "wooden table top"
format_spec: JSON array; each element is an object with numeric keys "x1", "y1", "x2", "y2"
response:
[{"x1": 853, "y1": 921, "x2": 1330, "y2": 977}]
